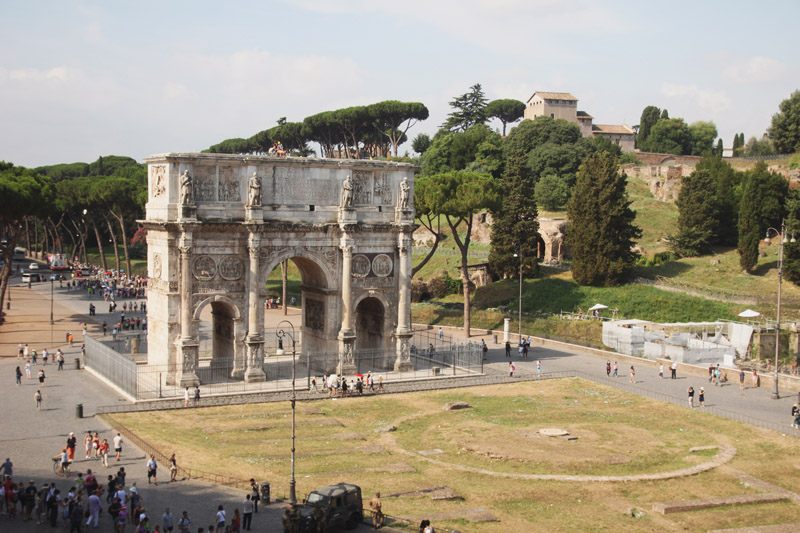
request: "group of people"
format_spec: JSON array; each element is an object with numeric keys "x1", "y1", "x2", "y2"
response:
[
  {"x1": 319, "y1": 372, "x2": 383, "y2": 397},
  {"x1": 504, "y1": 336, "x2": 535, "y2": 359}
]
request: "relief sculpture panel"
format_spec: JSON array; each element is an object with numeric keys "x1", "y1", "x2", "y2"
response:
[
  {"x1": 193, "y1": 166, "x2": 216, "y2": 201},
  {"x1": 305, "y1": 298, "x2": 325, "y2": 331},
  {"x1": 374, "y1": 172, "x2": 392, "y2": 205},
  {"x1": 193, "y1": 255, "x2": 217, "y2": 280},
  {"x1": 150, "y1": 165, "x2": 166, "y2": 198},
  {"x1": 218, "y1": 256, "x2": 244, "y2": 281},
  {"x1": 218, "y1": 166, "x2": 240, "y2": 201},
  {"x1": 352, "y1": 170, "x2": 372, "y2": 205}
]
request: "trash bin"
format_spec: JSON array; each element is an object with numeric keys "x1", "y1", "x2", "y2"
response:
[
  {"x1": 261, "y1": 482, "x2": 270, "y2": 504},
  {"x1": 74, "y1": 358, "x2": 81, "y2": 370},
  {"x1": 75, "y1": 403, "x2": 83, "y2": 419}
]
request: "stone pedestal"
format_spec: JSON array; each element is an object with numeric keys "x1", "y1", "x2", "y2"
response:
[
  {"x1": 393, "y1": 330, "x2": 413, "y2": 372},
  {"x1": 180, "y1": 205, "x2": 197, "y2": 221},
  {"x1": 338, "y1": 207, "x2": 356, "y2": 225},
  {"x1": 176, "y1": 337, "x2": 200, "y2": 387},
  {"x1": 245, "y1": 205, "x2": 263, "y2": 223},
  {"x1": 395, "y1": 208, "x2": 413, "y2": 225},
  {"x1": 244, "y1": 336, "x2": 266, "y2": 382},
  {"x1": 338, "y1": 333, "x2": 357, "y2": 375}
]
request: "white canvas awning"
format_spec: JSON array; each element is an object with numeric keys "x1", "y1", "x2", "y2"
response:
[
  {"x1": 738, "y1": 309, "x2": 760, "y2": 318},
  {"x1": 588, "y1": 304, "x2": 608, "y2": 312}
]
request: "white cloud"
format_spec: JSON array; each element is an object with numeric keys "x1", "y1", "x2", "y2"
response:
[
  {"x1": 722, "y1": 56, "x2": 788, "y2": 85},
  {"x1": 660, "y1": 83, "x2": 733, "y2": 115}
]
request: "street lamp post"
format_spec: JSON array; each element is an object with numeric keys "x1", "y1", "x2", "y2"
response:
[
  {"x1": 765, "y1": 220, "x2": 795, "y2": 400},
  {"x1": 513, "y1": 252, "x2": 522, "y2": 342},
  {"x1": 276, "y1": 320, "x2": 297, "y2": 504}
]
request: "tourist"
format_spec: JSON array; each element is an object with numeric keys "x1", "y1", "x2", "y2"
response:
[
  {"x1": 184, "y1": 387, "x2": 190, "y2": 408},
  {"x1": 18, "y1": 342, "x2": 24, "y2": 358},
  {"x1": 613, "y1": 362, "x2": 618, "y2": 377},
  {"x1": 34, "y1": 390, "x2": 42, "y2": 411},
  {"x1": 699, "y1": 387, "x2": 706, "y2": 407},
  {"x1": 249, "y1": 479, "x2": 260, "y2": 513},
  {"x1": 606, "y1": 360, "x2": 611, "y2": 377},
  {"x1": 714, "y1": 365, "x2": 722, "y2": 386},
  {"x1": 100, "y1": 439, "x2": 110, "y2": 468},
  {"x1": 84, "y1": 431, "x2": 94, "y2": 460},
  {"x1": 537, "y1": 360, "x2": 541, "y2": 374},
  {"x1": 66, "y1": 432, "x2": 77, "y2": 460},
  {"x1": 671, "y1": 361, "x2": 677, "y2": 379},
  {"x1": 163, "y1": 507, "x2": 174, "y2": 532},
  {"x1": 482, "y1": 340, "x2": 488, "y2": 360},
  {"x1": 177, "y1": 510, "x2": 191, "y2": 532},
  {"x1": 739, "y1": 369, "x2": 746, "y2": 389},
  {"x1": 310, "y1": 376, "x2": 318, "y2": 393},
  {"x1": 194, "y1": 386, "x2": 201, "y2": 406},
  {"x1": 509, "y1": 361, "x2": 515, "y2": 377},
  {"x1": 629, "y1": 366, "x2": 635, "y2": 384},
  {"x1": 378, "y1": 375, "x2": 384, "y2": 392},
  {"x1": 170, "y1": 453, "x2": 178, "y2": 482},
  {"x1": 147, "y1": 454, "x2": 158, "y2": 485},
  {"x1": 86, "y1": 488, "x2": 102, "y2": 528},
  {"x1": 792, "y1": 403, "x2": 800, "y2": 431},
  {"x1": 658, "y1": 363, "x2": 664, "y2": 379},
  {"x1": 25, "y1": 361, "x2": 31, "y2": 380},
  {"x1": 708, "y1": 364, "x2": 714, "y2": 383},
  {"x1": 231, "y1": 508, "x2": 241, "y2": 532},
  {"x1": 687, "y1": 386, "x2": 694, "y2": 408},
  {"x1": 15, "y1": 366, "x2": 22, "y2": 386},
  {"x1": 38, "y1": 368, "x2": 45, "y2": 387},
  {"x1": 216, "y1": 504, "x2": 227, "y2": 529},
  {"x1": 242, "y1": 495, "x2": 254, "y2": 530},
  {"x1": 114, "y1": 433, "x2": 124, "y2": 462},
  {"x1": 438, "y1": 327, "x2": 443, "y2": 341},
  {"x1": 752, "y1": 370, "x2": 759, "y2": 388},
  {"x1": 505, "y1": 341, "x2": 511, "y2": 358}
]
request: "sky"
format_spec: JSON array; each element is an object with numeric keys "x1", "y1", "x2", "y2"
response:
[{"x1": 1, "y1": 0, "x2": 798, "y2": 167}]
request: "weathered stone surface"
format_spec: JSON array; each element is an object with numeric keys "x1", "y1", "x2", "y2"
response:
[
  {"x1": 443, "y1": 401, "x2": 472, "y2": 411},
  {"x1": 653, "y1": 493, "x2": 788, "y2": 515}
]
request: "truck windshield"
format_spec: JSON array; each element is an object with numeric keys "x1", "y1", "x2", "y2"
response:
[{"x1": 306, "y1": 493, "x2": 328, "y2": 505}]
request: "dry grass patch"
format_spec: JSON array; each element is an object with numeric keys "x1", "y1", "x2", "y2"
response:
[{"x1": 109, "y1": 378, "x2": 800, "y2": 532}]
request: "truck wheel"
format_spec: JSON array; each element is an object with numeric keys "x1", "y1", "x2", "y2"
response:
[{"x1": 345, "y1": 513, "x2": 361, "y2": 530}]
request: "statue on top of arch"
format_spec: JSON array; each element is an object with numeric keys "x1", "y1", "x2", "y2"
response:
[{"x1": 247, "y1": 172, "x2": 262, "y2": 207}]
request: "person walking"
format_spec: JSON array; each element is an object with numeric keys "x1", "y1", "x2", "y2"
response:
[
  {"x1": 241, "y1": 495, "x2": 254, "y2": 531},
  {"x1": 216, "y1": 504, "x2": 227, "y2": 529},
  {"x1": 170, "y1": 453, "x2": 178, "y2": 482},
  {"x1": 194, "y1": 386, "x2": 200, "y2": 406},
  {"x1": 509, "y1": 361, "x2": 515, "y2": 378},
  {"x1": 38, "y1": 368, "x2": 45, "y2": 387},
  {"x1": 114, "y1": 433, "x2": 123, "y2": 462},
  {"x1": 15, "y1": 366, "x2": 22, "y2": 386},
  {"x1": 714, "y1": 365, "x2": 722, "y2": 386},
  {"x1": 369, "y1": 492, "x2": 384, "y2": 530},
  {"x1": 25, "y1": 361, "x2": 32, "y2": 380},
  {"x1": 629, "y1": 366, "x2": 636, "y2": 384},
  {"x1": 606, "y1": 361, "x2": 611, "y2": 377},
  {"x1": 688, "y1": 386, "x2": 695, "y2": 408},
  {"x1": 699, "y1": 387, "x2": 706, "y2": 407},
  {"x1": 34, "y1": 390, "x2": 42, "y2": 411},
  {"x1": 671, "y1": 361, "x2": 677, "y2": 379},
  {"x1": 613, "y1": 362, "x2": 618, "y2": 377},
  {"x1": 752, "y1": 370, "x2": 759, "y2": 387},
  {"x1": 184, "y1": 387, "x2": 190, "y2": 408},
  {"x1": 537, "y1": 360, "x2": 541, "y2": 374},
  {"x1": 249, "y1": 480, "x2": 260, "y2": 514},
  {"x1": 177, "y1": 511, "x2": 191, "y2": 532},
  {"x1": 708, "y1": 364, "x2": 714, "y2": 383},
  {"x1": 86, "y1": 489, "x2": 101, "y2": 528},
  {"x1": 658, "y1": 363, "x2": 664, "y2": 379},
  {"x1": 739, "y1": 369, "x2": 746, "y2": 389},
  {"x1": 146, "y1": 454, "x2": 158, "y2": 485},
  {"x1": 505, "y1": 341, "x2": 511, "y2": 358},
  {"x1": 162, "y1": 508, "x2": 174, "y2": 533}
]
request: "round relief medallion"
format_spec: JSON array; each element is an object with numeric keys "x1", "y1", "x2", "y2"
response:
[
  {"x1": 152, "y1": 254, "x2": 162, "y2": 279},
  {"x1": 372, "y1": 254, "x2": 393, "y2": 277},
  {"x1": 351, "y1": 254, "x2": 371, "y2": 278},
  {"x1": 193, "y1": 255, "x2": 217, "y2": 280},
  {"x1": 218, "y1": 256, "x2": 244, "y2": 281}
]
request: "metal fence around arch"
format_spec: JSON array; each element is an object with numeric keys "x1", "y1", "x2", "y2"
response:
[{"x1": 84, "y1": 329, "x2": 483, "y2": 401}]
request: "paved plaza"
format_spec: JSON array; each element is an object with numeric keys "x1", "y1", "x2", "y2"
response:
[{"x1": 1, "y1": 270, "x2": 798, "y2": 533}]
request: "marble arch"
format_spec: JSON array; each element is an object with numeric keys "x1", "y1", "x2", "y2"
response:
[{"x1": 143, "y1": 153, "x2": 416, "y2": 386}]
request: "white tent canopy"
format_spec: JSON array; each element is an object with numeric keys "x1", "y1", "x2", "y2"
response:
[
  {"x1": 738, "y1": 309, "x2": 760, "y2": 318},
  {"x1": 588, "y1": 303, "x2": 608, "y2": 312}
]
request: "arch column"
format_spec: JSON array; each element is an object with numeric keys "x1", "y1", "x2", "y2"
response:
[
  {"x1": 394, "y1": 231, "x2": 413, "y2": 371},
  {"x1": 337, "y1": 236, "x2": 357, "y2": 375},
  {"x1": 176, "y1": 231, "x2": 199, "y2": 387},
  {"x1": 244, "y1": 232, "x2": 266, "y2": 382}
]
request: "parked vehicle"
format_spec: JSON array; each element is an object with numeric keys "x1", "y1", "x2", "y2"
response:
[
  {"x1": 22, "y1": 273, "x2": 43, "y2": 283},
  {"x1": 29, "y1": 262, "x2": 39, "y2": 270},
  {"x1": 299, "y1": 483, "x2": 363, "y2": 532}
]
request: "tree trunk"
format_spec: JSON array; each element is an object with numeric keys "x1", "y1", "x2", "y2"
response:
[
  {"x1": 24, "y1": 218, "x2": 30, "y2": 255},
  {"x1": 111, "y1": 210, "x2": 132, "y2": 280},
  {"x1": 0, "y1": 224, "x2": 22, "y2": 321},
  {"x1": 93, "y1": 222, "x2": 108, "y2": 272},
  {"x1": 104, "y1": 215, "x2": 120, "y2": 279},
  {"x1": 67, "y1": 217, "x2": 82, "y2": 263},
  {"x1": 281, "y1": 259, "x2": 288, "y2": 315},
  {"x1": 446, "y1": 215, "x2": 473, "y2": 338}
]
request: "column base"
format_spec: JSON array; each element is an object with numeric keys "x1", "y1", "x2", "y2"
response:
[
  {"x1": 394, "y1": 329, "x2": 413, "y2": 373},
  {"x1": 244, "y1": 367, "x2": 267, "y2": 383},
  {"x1": 244, "y1": 336, "x2": 266, "y2": 382},
  {"x1": 337, "y1": 332, "x2": 357, "y2": 375},
  {"x1": 176, "y1": 337, "x2": 199, "y2": 387}
]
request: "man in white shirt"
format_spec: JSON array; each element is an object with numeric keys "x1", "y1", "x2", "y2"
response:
[
  {"x1": 113, "y1": 433, "x2": 123, "y2": 461},
  {"x1": 242, "y1": 495, "x2": 254, "y2": 531}
]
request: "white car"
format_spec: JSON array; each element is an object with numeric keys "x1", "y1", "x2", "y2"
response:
[{"x1": 29, "y1": 262, "x2": 40, "y2": 270}]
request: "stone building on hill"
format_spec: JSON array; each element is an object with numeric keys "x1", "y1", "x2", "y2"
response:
[{"x1": 524, "y1": 91, "x2": 635, "y2": 152}]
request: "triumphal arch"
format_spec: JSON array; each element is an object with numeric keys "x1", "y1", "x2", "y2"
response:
[{"x1": 143, "y1": 153, "x2": 416, "y2": 387}]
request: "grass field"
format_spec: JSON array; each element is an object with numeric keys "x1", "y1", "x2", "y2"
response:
[{"x1": 109, "y1": 379, "x2": 800, "y2": 532}]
